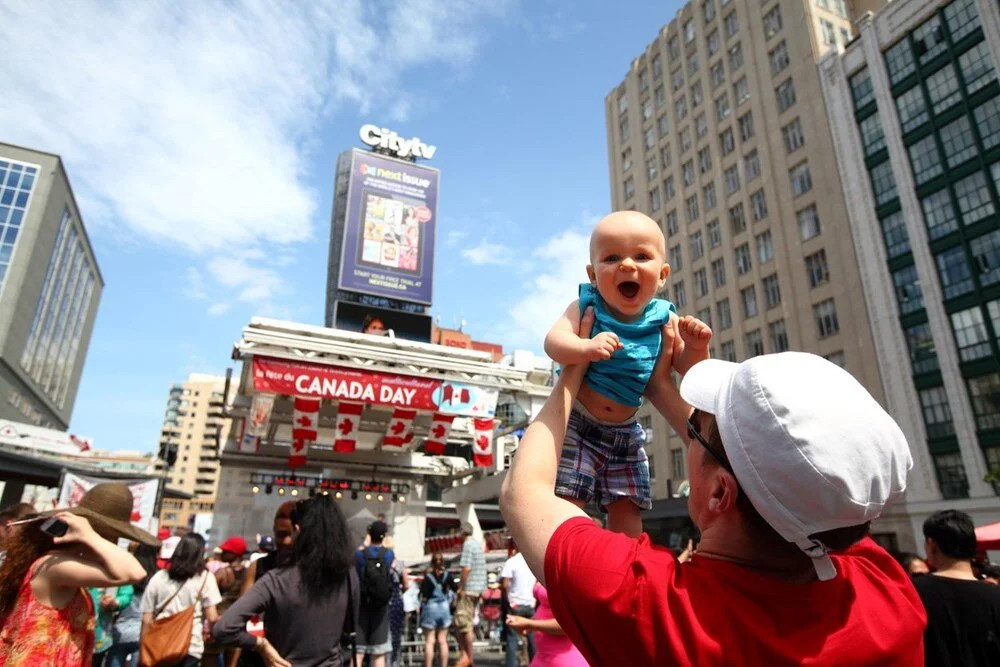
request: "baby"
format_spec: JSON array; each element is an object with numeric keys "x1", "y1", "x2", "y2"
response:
[{"x1": 545, "y1": 210, "x2": 711, "y2": 536}]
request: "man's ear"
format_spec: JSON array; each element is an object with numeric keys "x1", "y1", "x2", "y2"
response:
[
  {"x1": 707, "y1": 470, "x2": 739, "y2": 514},
  {"x1": 586, "y1": 264, "x2": 596, "y2": 284}
]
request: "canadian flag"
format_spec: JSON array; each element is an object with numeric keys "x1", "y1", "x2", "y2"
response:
[
  {"x1": 289, "y1": 397, "x2": 320, "y2": 468},
  {"x1": 334, "y1": 401, "x2": 364, "y2": 452},
  {"x1": 423, "y1": 413, "x2": 455, "y2": 455},
  {"x1": 383, "y1": 408, "x2": 417, "y2": 448},
  {"x1": 472, "y1": 418, "x2": 495, "y2": 468}
]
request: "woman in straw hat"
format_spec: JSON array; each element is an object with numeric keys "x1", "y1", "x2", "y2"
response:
[{"x1": 0, "y1": 482, "x2": 156, "y2": 666}]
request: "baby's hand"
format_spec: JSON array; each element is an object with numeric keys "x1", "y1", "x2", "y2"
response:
[
  {"x1": 673, "y1": 315, "x2": 712, "y2": 375},
  {"x1": 584, "y1": 331, "x2": 623, "y2": 361}
]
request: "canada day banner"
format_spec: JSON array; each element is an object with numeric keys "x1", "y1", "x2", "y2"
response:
[
  {"x1": 58, "y1": 473, "x2": 160, "y2": 533},
  {"x1": 252, "y1": 356, "x2": 497, "y2": 418}
]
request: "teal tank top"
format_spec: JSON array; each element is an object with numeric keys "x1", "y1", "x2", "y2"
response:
[{"x1": 578, "y1": 283, "x2": 676, "y2": 407}]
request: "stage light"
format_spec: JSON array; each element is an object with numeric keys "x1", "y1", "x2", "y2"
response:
[
  {"x1": 277, "y1": 487, "x2": 286, "y2": 496},
  {"x1": 265, "y1": 484, "x2": 273, "y2": 495},
  {"x1": 290, "y1": 488, "x2": 299, "y2": 497},
  {"x1": 377, "y1": 494, "x2": 384, "y2": 502},
  {"x1": 351, "y1": 491, "x2": 358, "y2": 500},
  {"x1": 365, "y1": 493, "x2": 373, "y2": 501},
  {"x1": 399, "y1": 495, "x2": 406, "y2": 503},
  {"x1": 251, "y1": 485, "x2": 260, "y2": 495},
  {"x1": 335, "y1": 491, "x2": 343, "y2": 500}
]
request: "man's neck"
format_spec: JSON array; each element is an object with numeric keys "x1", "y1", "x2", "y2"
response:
[
  {"x1": 931, "y1": 557, "x2": 976, "y2": 580},
  {"x1": 695, "y1": 520, "x2": 816, "y2": 583}
]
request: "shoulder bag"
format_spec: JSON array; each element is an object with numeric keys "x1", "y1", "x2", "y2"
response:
[{"x1": 140, "y1": 573, "x2": 208, "y2": 667}]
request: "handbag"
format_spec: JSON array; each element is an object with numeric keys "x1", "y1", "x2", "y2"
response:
[{"x1": 140, "y1": 573, "x2": 208, "y2": 667}]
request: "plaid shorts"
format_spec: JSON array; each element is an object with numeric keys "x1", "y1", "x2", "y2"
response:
[{"x1": 555, "y1": 401, "x2": 651, "y2": 510}]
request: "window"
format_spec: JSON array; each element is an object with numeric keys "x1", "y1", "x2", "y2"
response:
[
  {"x1": 970, "y1": 229, "x2": 1000, "y2": 287},
  {"x1": 671, "y1": 448, "x2": 685, "y2": 479},
  {"x1": 935, "y1": 245, "x2": 974, "y2": 299},
  {"x1": 814, "y1": 299, "x2": 839, "y2": 337},
  {"x1": 895, "y1": 86, "x2": 928, "y2": 134},
  {"x1": 733, "y1": 77, "x2": 750, "y2": 106},
  {"x1": 940, "y1": 116, "x2": 977, "y2": 168},
  {"x1": 988, "y1": 300, "x2": 1000, "y2": 345},
  {"x1": 691, "y1": 81, "x2": 704, "y2": 108},
  {"x1": 756, "y1": 230, "x2": 774, "y2": 263},
  {"x1": 720, "y1": 127, "x2": 735, "y2": 156},
  {"x1": 769, "y1": 320, "x2": 789, "y2": 352},
  {"x1": 750, "y1": 189, "x2": 768, "y2": 220},
  {"x1": 618, "y1": 93, "x2": 629, "y2": 115},
  {"x1": 954, "y1": 171, "x2": 994, "y2": 225},
  {"x1": 776, "y1": 79, "x2": 796, "y2": 112},
  {"x1": 648, "y1": 451, "x2": 656, "y2": 481},
  {"x1": 698, "y1": 306, "x2": 712, "y2": 329},
  {"x1": 869, "y1": 161, "x2": 898, "y2": 206},
  {"x1": 681, "y1": 127, "x2": 693, "y2": 153},
  {"x1": 741, "y1": 285, "x2": 759, "y2": 318},
  {"x1": 712, "y1": 257, "x2": 727, "y2": 287},
  {"x1": 683, "y1": 160, "x2": 695, "y2": 186},
  {"x1": 735, "y1": 243, "x2": 752, "y2": 275},
  {"x1": 707, "y1": 28, "x2": 721, "y2": 57},
  {"x1": 694, "y1": 268, "x2": 709, "y2": 297},
  {"x1": 921, "y1": 188, "x2": 958, "y2": 239},
  {"x1": 745, "y1": 150, "x2": 761, "y2": 181},
  {"x1": 884, "y1": 38, "x2": 916, "y2": 86},
  {"x1": 686, "y1": 194, "x2": 700, "y2": 222},
  {"x1": 664, "y1": 175, "x2": 676, "y2": 200},
  {"x1": 805, "y1": 249, "x2": 830, "y2": 287},
  {"x1": 640, "y1": 68, "x2": 650, "y2": 93},
  {"x1": 725, "y1": 11, "x2": 739, "y2": 39},
  {"x1": 691, "y1": 231, "x2": 705, "y2": 259},
  {"x1": 622, "y1": 147, "x2": 633, "y2": 172},
  {"x1": 789, "y1": 162, "x2": 813, "y2": 197},
  {"x1": 696, "y1": 113, "x2": 709, "y2": 139},
  {"x1": 653, "y1": 53, "x2": 663, "y2": 78},
  {"x1": 893, "y1": 264, "x2": 924, "y2": 315},
  {"x1": 685, "y1": 18, "x2": 696, "y2": 44},
  {"x1": 720, "y1": 340, "x2": 736, "y2": 361},
  {"x1": 655, "y1": 84, "x2": 667, "y2": 108},
  {"x1": 676, "y1": 95, "x2": 688, "y2": 121},
  {"x1": 647, "y1": 156, "x2": 658, "y2": 181},
  {"x1": 667, "y1": 210, "x2": 679, "y2": 235},
  {"x1": 729, "y1": 42, "x2": 743, "y2": 71},
  {"x1": 711, "y1": 60, "x2": 725, "y2": 89},
  {"x1": 703, "y1": 0, "x2": 716, "y2": 23},
  {"x1": 643, "y1": 98, "x2": 654, "y2": 122},
  {"x1": 745, "y1": 329, "x2": 764, "y2": 357},
  {"x1": 762, "y1": 274, "x2": 781, "y2": 308},
  {"x1": 959, "y1": 41, "x2": 996, "y2": 95},
  {"x1": 967, "y1": 373, "x2": 1000, "y2": 430},
  {"x1": 858, "y1": 113, "x2": 885, "y2": 155},
  {"x1": 725, "y1": 165, "x2": 741, "y2": 194},
  {"x1": 717, "y1": 298, "x2": 732, "y2": 329},
  {"x1": 880, "y1": 211, "x2": 910, "y2": 258},
  {"x1": 763, "y1": 6, "x2": 782, "y2": 39},
  {"x1": 907, "y1": 323, "x2": 939, "y2": 374},
  {"x1": 688, "y1": 53, "x2": 701, "y2": 77},
  {"x1": 850, "y1": 68, "x2": 875, "y2": 110},
  {"x1": 698, "y1": 146, "x2": 713, "y2": 173},
  {"x1": 645, "y1": 127, "x2": 656, "y2": 151},
  {"x1": 913, "y1": 15, "x2": 947, "y2": 65},
  {"x1": 782, "y1": 118, "x2": 805, "y2": 153},
  {"x1": 672, "y1": 68, "x2": 685, "y2": 92},
  {"x1": 919, "y1": 386, "x2": 954, "y2": 439},
  {"x1": 703, "y1": 183, "x2": 717, "y2": 210},
  {"x1": 669, "y1": 34, "x2": 681, "y2": 61},
  {"x1": 944, "y1": 0, "x2": 981, "y2": 43},
  {"x1": 821, "y1": 19, "x2": 837, "y2": 46},
  {"x1": 674, "y1": 280, "x2": 687, "y2": 307},
  {"x1": 716, "y1": 94, "x2": 731, "y2": 121},
  {"x1": 798, "y1": 204, "x2": 821, "y2": 241},
  {"x1": 650, "y1": 187, "x2": 662, "y2": 212},
  {"x1": 925, "y1": 63, "x2": 961, "y2": 115},
  {"x1": 729, "y1": 203, "x2": 747, "y2": 234},
  {"x1": 0, "y1": 160, "x2": 36, "y2": 293},
  {"x1": 933, "y1": 452, "x2": 970, "y2": 499},
  {"x1": 656, "y1": 116, "x2": 669, "y2": 142},
  {"x1": 951, "y1": 306, "x2": 991, "y2": 361},
  {"x1": 624, "y1": 176, "x2": 635, "y2": 200},
  {"x1": 769, "y1": 41, "x2": 789, "y2": 76},
  {"x1": 670, "y1": 244, "x2": 684, "y2": 271},
  {"x1": 661, "y1": 144, "x2": 673, "y2": 168},
  {"x1": 738, "y1": 111, "x2": 754, "y2": 141},
  {"x1": 620, "y1": 116, "x2": 631, "y2": 143},
  {"x1": 708, "y1": 219, "x2": 722, "y2": 247},
  {"x1": 841, "y1": 27, "x2": 852, "y2": 47}
]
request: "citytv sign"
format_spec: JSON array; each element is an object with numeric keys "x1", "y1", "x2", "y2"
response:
[{"x1": 359, "y1": 124, "x2": 437, "y2": 159}]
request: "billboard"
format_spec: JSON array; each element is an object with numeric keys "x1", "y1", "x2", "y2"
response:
[
  {"x1": 338, "y1": 149, "x2": 438, "y2": 305},
  {"x1": 333, "y1": 300, "x2": 432, "y2": 343},
  {"x1": 57, "y1": 472, "x2": 160, "y2": 533}
]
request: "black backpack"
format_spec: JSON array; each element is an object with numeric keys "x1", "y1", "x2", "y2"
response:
[{"x1": 360, "y1": 547, "x2": 392, "y2": 609}]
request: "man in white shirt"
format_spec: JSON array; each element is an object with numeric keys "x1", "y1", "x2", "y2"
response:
[{"x1": 501, "y1": 542, "x2": 537, "y2": 667}]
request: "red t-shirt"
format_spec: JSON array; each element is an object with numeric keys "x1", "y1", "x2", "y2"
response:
[{"x1": 544, "y1": 517, "x2": 926, "y2": 666}]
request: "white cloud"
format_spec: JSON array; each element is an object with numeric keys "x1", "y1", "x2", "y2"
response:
[
  {"x1": 207, "y1": 302, "x2": 231, "y2": 316},
  {"x1": 462, "y1": 239, "x2": 514, "y2": 265},
  {"x1": 445, "y1": 229, "x2": 470, "y2": 247}
]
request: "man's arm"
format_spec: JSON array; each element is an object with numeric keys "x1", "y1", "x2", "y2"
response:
[
  {"x1": 500, "y1": 309, "x2": 596, "y2": 582},
  {"x1": 643, "y1": 319, "x2": 694, "y2": 440}
]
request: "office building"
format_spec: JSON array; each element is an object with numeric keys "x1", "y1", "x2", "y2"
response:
[
  {"x1": 155, "y1": 374, "x2": 232, "y2": 532},
  {"x1": 0, "y1": 143, "x2": 103, "y2": 431},
  {"x1": 819, "y1": 0, "x2": 1000, "y2": 541}
]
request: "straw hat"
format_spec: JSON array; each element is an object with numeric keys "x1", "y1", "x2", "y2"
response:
[{"x1": 43, "y1": 482, "x2": 160, "y2": 547}]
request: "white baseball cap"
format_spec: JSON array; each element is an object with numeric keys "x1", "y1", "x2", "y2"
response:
[{"x1": 680, "y1": 352, "x2": 911, "y2": 581}]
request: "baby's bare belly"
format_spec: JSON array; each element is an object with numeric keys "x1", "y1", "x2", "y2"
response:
[{"x1": 578, "y1": 383, "x2": 639, "y2": 422}]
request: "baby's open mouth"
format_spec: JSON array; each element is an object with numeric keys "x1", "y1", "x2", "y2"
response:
[{"x1": 618, "y1": 281, "x2": 640, "y2": 299}]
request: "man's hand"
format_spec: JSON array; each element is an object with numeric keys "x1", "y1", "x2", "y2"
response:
[{"x1": 583, "y1": 331, "x2": 622, "y2": 361}]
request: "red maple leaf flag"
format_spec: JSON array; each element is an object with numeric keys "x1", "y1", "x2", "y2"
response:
[
  {"x1": 290, "y1": 396, "x2": 321, "y2": 468},
  {"x1": 423, "y1": 413, "x2": 455, "y2": 455},
  {"x1": 383, "y1": 408, "x2": 417, "y2": 448},
  {"x1": 334, "y1": 401, "x2": 364, "y2": 453},
  {"x1": 472, "y1": 418, "x2": 495, "y2": 467}
]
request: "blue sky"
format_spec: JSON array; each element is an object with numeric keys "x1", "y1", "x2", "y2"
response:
[{"x1": 1, "y1": 0, "x2": 680, "y2": 454}]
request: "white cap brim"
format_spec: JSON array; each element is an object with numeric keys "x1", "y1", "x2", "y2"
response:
[{"x1": 680, "y1": 359, "x2": 739, "y2": 414}]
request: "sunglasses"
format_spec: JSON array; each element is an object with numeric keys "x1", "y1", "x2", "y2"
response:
[{"x1": 686, "y1": 409, "x2": 734, "y2": 474}]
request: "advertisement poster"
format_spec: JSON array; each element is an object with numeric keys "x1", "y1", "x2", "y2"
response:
[
  {"x1": 338, "y1": 150, "x2": 438, "y2": 304},
  {"x1": 252, "y1": 356, "x2": 497, "y2": 418},
  {"x1": 58, "y1": 472, "x2": 160, "y2": 533}
]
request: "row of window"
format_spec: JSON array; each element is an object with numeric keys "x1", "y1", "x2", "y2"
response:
[
  {"x1": 884, "y1": 0, "x2": 983, "y2": 90},
  {"x1": 0, "y1": 159, "x2": 37, "y2": 293}
]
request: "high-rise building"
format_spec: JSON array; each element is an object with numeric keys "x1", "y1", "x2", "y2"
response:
[
  {"x1": 819, "y1": 0, "x2": 1000, "y2": 541},
  {"x1": 155, "y1": 374, "x2": 232, "y2": 532},
  {"x1": 605, "y1": 2, "x2": 883, "y2": 511},
  {"x1": 0, "y1": 143, "x2": 103, "y2": 431}
]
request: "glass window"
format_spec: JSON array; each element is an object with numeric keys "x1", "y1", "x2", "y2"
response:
[
  {"x1": 798, "y1": 204, "x2": 821, "y2": 241},
  {"x1": 735, "y1": 243, "x2": 752, "y2": 275},
  {"x1": 970, "y1": 229, "x2": 1000, "y2": 287},
  {"x1": 643, "y1": 99, "x2": 654, "y2": 122},
  {"x1": 671, "y1": 448, "x2": 685, "y2": 479},
  {"x1": 884, "y1": 38, "x2": 916, "y2": 86},
  {"x1": 892, "y1": 264, "x2": 924, "y2": 315},
  {"x1": 658, "y1": 113, "x2": 671, "y2": 138},
  {"x1": 959, "y1": 41, "x2": 996, "y2": 96},
  {"x1": 685, "y1": 18, "x2": 696, "y2": 43},
  {"x1": 920, "y1": 386, "x2": 955, "y2": 439},
  {"x1": 720, "y1": 127, "x2": 736, "y2": 156},
  {"x1": 729, "y1": 42, "x2": 744, "y2": 71},
  {"x1": 716, "y1": 93, "x2": 731, "y2": 121},
  {"x1": 725, "y1": 11, "x2": 739, "y2": 39},
  {"x1": 869, "y1": 161, "x2": 898, "y2": 206},
  {"x1": 745, "y1": 150, "x2": 761, "y2": 181},
  {"x1": 751, "y1": 188, "x2": 768, "y2": 220},
  {"x1": 672, "y1": 68, "x2": 685, "y2": 92},
  {"x1": 698, "y1": 146, "x2": 713, "y2": 173},
  {"x1": 618, "y1": 93, "x2": 629, "y2": 115},
  {"x1": 951, "y1": 305, "x2": 991, "y2": 361},
  {"x1": 725, "y1": 164, "x2": 741, "y2": 194},
  {"x1": 921, "y1": 188, "x2": 958, "y2": 239},
  {"x1": 691, "y1": 230, "x2": 705, "y2": 259},
  {"x1": 895, "y1": 86, "x2": 928, "y2": 133},
  {"x1": 640, "y1": 68, "x2": 650, "y2": 92},
  {"x1": 769, "y1": 319, "x2": 789, "y2": 352},
  {"x1": 933, "y1": 452, "x2": 970, "y2": 499},
  {"x1": 943, "y1": 0, "x2": 980, "y2": 43},
  {"x1": 987, "y1": 299, "x2": 1000, "y2": 344},
  {"x1": 694, "y1": 267, "x2": 709, "y2": 297},
  {"x1": 697, "y1": 113, "x2": 709, "y2": 139},
  {"x1": 645, "y1": 127, "x2": 656, "y2": 151},
  {"x1": 912, "y1": 15, "x2": 947, "y2": 65},
  {"x1": 745, "y1": 329, "x2": 764, "y2": 357},
  {"x1": 783, "y1": 118, "x2": 805, "y2": 153},
  {"x1": 698, "y1": 307, "x2": 712, "y2": 329},
  {"x1": 624, "y1": 176, "x2": 635, "y2": 200},
  {"x1": 925, "y1": 63, "x2": 962, "y2": 115},
  {"x1": 691, "y1": 81, "x2": 704, "y2": 107},
  {"x1": 907, "y1": 322, "x2": 939, "y2": 374},
  {"x1": 661, "y1": 144, "x2": 673, "y2": 168},
  {"x1": 647, "y1": 156, "x2": 659, "y2": 181},
  {"x1": 665, "y1": 175, "x2": 676, "y2": 201},
  {"x1": 688, "y1": 53, "x2": 701, "y2": 77},
  {"x1": 821, "y1": 19, "x2": 837, "y2": 47},
  {"x1": 814, "y1": 298, "x2": 840, "y2": 337},
  {"x1": 974, "y1": 97, "x2": 1000, "y2": 150},
  {"x1": 805, "y1": 249, "x2": 830, "y2": 287},
  {"x1": 653, "y1": 53, "x2": 663, "y2": 78},
  {"x1": 687, "y1": 194, "x2": 700, "y2": 222},
  {"x1": 670, "y1": 244, "x2": 684, "y2": 271},
  {"x1": 0, "y1": 160, "x2": 38, "y2": 295},
  {"x1": 939, "y1": 115, "x2": 977, "y2": 168},
  {"x1": 935, "y1": 245, "x2": 974, "y2": 299},
  {"x1": 669, "y1": 35, "x2": 681, "y2": 61},
  {"x1": 712, "y1": 257, "x2": 727, "y2": 287},
  {"x1": 850, "y1": 68, "x2": 875, "y2": 110},
  {"x1": 622, "y1": 147, "x2": 632, "y2": 172},
  {"x1": 770, "y1": 41, "x2": 790, "y2": 76},
  {"x1": 711, "y1": 60, "x2": 725, "y2": 88},
  {"x1": 776, "y1": 78, "x2": 797, "y2": 112},
  {"x1": 729, "y1": 202, "x2": 747, "y2": 234},
  {"x1": 717, "y1": 298, "x2": 732, "y2": 329},
  {"x1": 741, "y1": 285, "x2": 759, "y2": 318},
  {"x1": 656, "y1": 85, "x2": 667, "y2": 108},
  {"x1": 682, "y1": 127, "x2": 693, "y2": 153},
  {"x1": 738, "y1": 111, "x2": 754, "y2": 141},
  {"x1": 683, "y1": 160, "x2": 695, "y2": 186},
  {"x1": 708, "y1": 28, "x2": 721, "y2": 57},
  {"x1": 954, "y1": 170, "x2": 994, "y2": 225},
  {"x1": 650, "y1": 187, "x2": 662, "y2": 212},
  {"x1": 734, "y1": 77, "x2": 750, "y2": 106},
  {"x1": 703, "y1": 0, "x2": 716, "y2": 23},
  {"x1": 763, "y1": 6, "x2": 782, "y2": 39},
  {"x1": 674, "y1": 280, "x2": 687, "y2": 308},
  {"x1": 620, "y1": 116, "x2": 631, "y2": 142},
  {"x1": 858, "y1": 113, "x2": 885, "y2": 155},
  {"x1": 880, "y1": 210, "x2": 910, "y2": 258},
  {"x1": 676, "y1": 95, "x2": 688, "y2": 121},
  {"x1": 790, "y1": 162, "x2": 813, "y2": 197},
  {"x1": 762, "y1": 274, "x2": 781, "y2": 308},
  {"x1": 908, "y1": 135, "x2": 944, "y2": 185},
  {"x1": 708, "y1": 219, "x2": 722, "y2": 247},
  {"x1": 967, "y1": 373, "x2": 1000, "y2": 430},
  {"x1": 667, "y1": 210, "x2": 679, "y2": 235}
]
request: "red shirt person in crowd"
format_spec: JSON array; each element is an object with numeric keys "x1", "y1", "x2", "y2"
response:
[{"x1": 500, "y1": 308, "x2": 926, "y2": 666}]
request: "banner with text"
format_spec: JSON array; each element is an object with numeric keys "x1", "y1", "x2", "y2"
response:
[
  {"x1": 58, "y1": 472, "x2": 160, "y2": 533},
  {"x1": 251, "y1": 356, "x2": 497, "y2": 418}
]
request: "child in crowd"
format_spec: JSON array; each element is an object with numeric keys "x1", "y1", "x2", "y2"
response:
[{"x1": 545, "y1": 211, "x2": 711, "y2": 536}]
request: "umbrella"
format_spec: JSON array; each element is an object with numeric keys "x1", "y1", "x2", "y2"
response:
[{"x1": 975, "y1": 521, "x2": 1000, "y2": 550}]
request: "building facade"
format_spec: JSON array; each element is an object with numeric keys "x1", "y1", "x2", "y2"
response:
[
  {"x1": 155, "y1": 374, "x2": 232, "y2": 532},
  {"x1": 0, "y1": 144, "x2": 103, "y2": 431},
  {"x1": 605, "y1": 1, "x2": 886, "y2": 514},
  {"x1": 819, "y1": 0, "x2": 1000, "y2": 543}
]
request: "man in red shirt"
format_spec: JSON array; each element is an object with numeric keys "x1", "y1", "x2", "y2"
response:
[{"x1": 500, "y1": 308, "x2": 926, "y2": 666}]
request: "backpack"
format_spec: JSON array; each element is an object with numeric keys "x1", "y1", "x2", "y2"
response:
[{"x1": 360, "y1": 547, "x2": 392, "y2": 609}]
